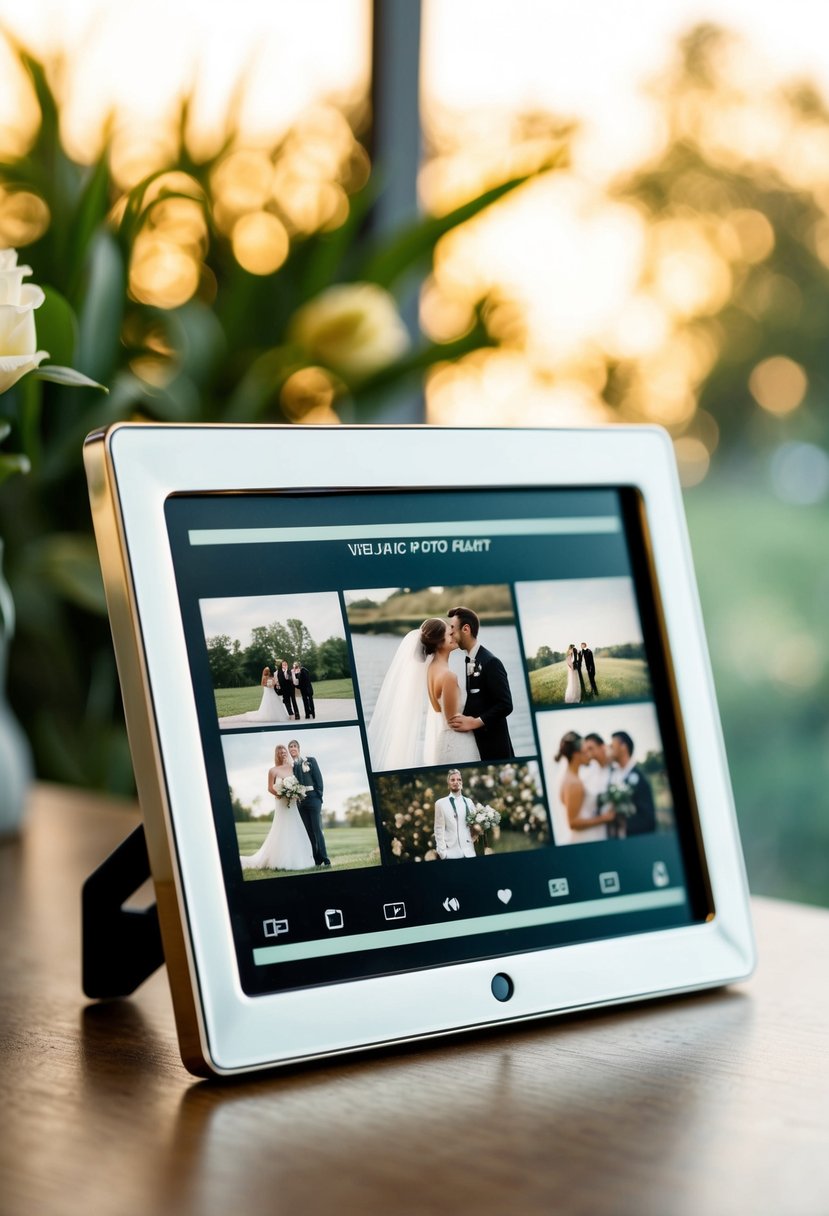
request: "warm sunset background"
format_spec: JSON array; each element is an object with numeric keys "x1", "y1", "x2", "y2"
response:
[{"x1": 0, "y1": 0, "x2": 826, "y2": 905}]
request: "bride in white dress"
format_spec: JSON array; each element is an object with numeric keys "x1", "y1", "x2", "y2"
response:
[
  {"x1": 564, "y1": 644, "x2": 581, "y2": 704},
  {"x1": 368, "y1": 618, "x2": 479, "y2": 770},
  {"x1": 553, "y1": 731, "x2": 616, "y2": 845},
  {"x1": 240, "y1": 744, "x2": 315, "y2": 872},
  {"x1": 222, "y1": 667, "x2": 287, "y2": 726},
  {"x1": 422, "y1": 617, "x2": 480, "y2": 766}
]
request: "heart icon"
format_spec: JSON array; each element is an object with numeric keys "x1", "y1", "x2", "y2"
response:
[{"x1": 497, "y1": 889, "x2": 512, "y2": 905}]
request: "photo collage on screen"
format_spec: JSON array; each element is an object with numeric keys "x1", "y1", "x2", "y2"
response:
[
  {"x1": 514, "y1": 576, "x2": 676, "y2": 848},
  {"x1": 345, "y1": 586, "x2": 549, "y2": 867},
  {"x1": 200, "y1": 573, "x2": 676, "y2": 885},
  {"x1": 200, "y1": 591, "x2": 377, "y2": 882}
]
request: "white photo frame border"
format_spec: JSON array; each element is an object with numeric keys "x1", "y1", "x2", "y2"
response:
[{"x1": 84, "y1": 423, "x2": 754, "y2": 1076}]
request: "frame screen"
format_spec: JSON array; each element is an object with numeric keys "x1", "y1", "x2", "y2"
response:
[{"x1": 164, "y1": 486, "x2": 712, "y2": 997}]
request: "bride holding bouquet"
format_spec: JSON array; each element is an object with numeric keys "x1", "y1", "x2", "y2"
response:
[{"x1": 240, "y1": 744, "x2": 315, "y2": 872}]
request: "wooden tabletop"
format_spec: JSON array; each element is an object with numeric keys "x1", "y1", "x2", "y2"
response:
[{"x1": 1, "y1": 785, "x2": 827, "y2": 1216}]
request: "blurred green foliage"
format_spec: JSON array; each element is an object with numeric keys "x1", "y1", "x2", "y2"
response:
[
  {"x1": 686, "y1": 479, "x2": 829, "y2": 908},
  {"x1": 0, "y1": 26, "x2": 826, "y2": 912},
  {"x1": 608, "y1": 24, "x2": 829, "y2": 457},
  {"x1": 0, "y1": 42, "x2": 560, "y2": 791}
]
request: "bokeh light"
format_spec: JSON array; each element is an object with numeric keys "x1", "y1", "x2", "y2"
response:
[
  {"x1": 770, "y1": 441, "x2": 829, "y2": 504},
  {"x1": 673, "y1": 435, "x2": 710, "y2": 486},
  {"x1": 749, "y1": 356, "x2": 808, "y2": 415},
  {"x1": 129, "y1": 237, "x2": 201, "y2": 308},
  {"x1": 0, "y1": 188, "x2": 50, "y2": 246},
  {"x1": 280, "y1": 366, "x2": 340, "y2": 423},
  {"x1": 232, "y1": 211, "x2": 290, "y2": 275}
]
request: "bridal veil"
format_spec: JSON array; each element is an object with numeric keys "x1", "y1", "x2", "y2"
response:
[{"x1": 367, "y1": 628, "x2": 428, "y2": 770}]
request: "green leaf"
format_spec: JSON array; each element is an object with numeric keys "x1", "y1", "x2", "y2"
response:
[
  {"x1": 117, "y1": 168, "x2": 171, "y2": 250},
  {"x1": 224, "y1": 346, "x2": 300, "y2": 422},
  {"x1": 0, "y1": 452, "x2": 31, "y2": 485},
  {"x1": 17, "y1": 372, "x2": 42, "y2": 468},
  {"x1": 141, "y1": 373, "x2": 201, "y2": 421},
  {"x1": 77, "y1": 231, "x2": 125, "y2": 384},
  {"x1": 33, "y1": 365, "x2": 108, "y2": 391},
  {"x1": 298, "y1": 183, "x2": 376, "y2": 303},
  {"x1": 117, "y1": 169, "x2": 208, "y2": 250},
  {"x1": 28, "y1": 533, "x2": 107, "y2": 615},
  {"x1": 153, "y1": 301, "x2": 226, "y2": 387},
  {"x1": 36, "y1": 286, "x2": 78, "y2": 368},
  {"x1": 348, "y1": 315, "x2": 496, "y2": 420},
  {"x1": 0, "y1": 421, "x2": 10, "y2": 443},
  {"x1": 359, "y1": 152, "x2": 566, "y2": 290},
  {"x1": 17, "y1": 49, "x2": 59, "y2": 156},
  {"x1": 38, "y1": 369, "x2": 144, "y2": 483},
  {"x1": 132, "y1": 189, "x2": 210, "y2": 245},
  {"x1": 67, "y1": 153, "x2": 112, "y2": 297}
]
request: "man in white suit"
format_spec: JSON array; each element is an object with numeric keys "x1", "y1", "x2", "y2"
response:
[{"x1": 434, "y1": 769, "x2": 477, "y2": 860}]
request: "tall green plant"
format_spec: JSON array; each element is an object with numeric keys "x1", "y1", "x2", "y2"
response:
[{"x1": 0, "y1": 43, "x2": 564, "y2": 790}]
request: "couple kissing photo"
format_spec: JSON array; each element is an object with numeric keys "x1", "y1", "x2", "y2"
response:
[
  {"x1": 345, "y1": 586, "x2": 534, "y2": 772},
  {"x1": 537, "y1": 704, "x2": 674, "y2": 847}
]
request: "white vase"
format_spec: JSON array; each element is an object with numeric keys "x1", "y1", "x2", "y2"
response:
[{"x1": 0, "y1": 540, "x2": 32, "y2": 835}]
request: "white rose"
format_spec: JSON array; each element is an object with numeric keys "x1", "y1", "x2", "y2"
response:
[
  {"x1": 0, "y1": 248, "x2": 48, "y2": 394},
  {"x1": 289, "y1": 282, "x2": 409, "y2": 380}
]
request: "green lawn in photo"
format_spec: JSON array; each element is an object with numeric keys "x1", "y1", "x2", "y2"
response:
[
  {"x1": 236, "y1": 822, "x2": 380, "y2": 879},
  {"x1": 215, "y1": 679, "x2": 353, "y2": 716},
  {"x1": 529, "y1": 657, "x2": 650, "y2": 706}
]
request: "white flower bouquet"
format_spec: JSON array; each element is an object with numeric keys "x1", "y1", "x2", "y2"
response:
[
  {"x1": 274, "y1": 774, "x2": 304, "y2": 803},
  {"x1": 466, "y1": 801, "x2": 501, "y2": 854},
  {"x1": 600, "y1": 782, "x2": 636, "y2": 818},
  {"x1": 466, "y1": 802, "x2": 501, "y2": 830}
]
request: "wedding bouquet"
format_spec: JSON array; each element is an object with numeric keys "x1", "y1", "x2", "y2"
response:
[
  {"x1": 600, "y1": 782, "x2": 636, "y2": 818},
  {"x1": 274, "y1": 774, "x2": 304, "y2": 802},
  {"x1": 466, "y1": 802, "x2": 501, "y2": 831}
]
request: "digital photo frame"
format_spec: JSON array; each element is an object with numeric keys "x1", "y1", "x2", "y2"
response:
[{"x1": 83, "y1": 423, "x2": 754, "y2": 1076}]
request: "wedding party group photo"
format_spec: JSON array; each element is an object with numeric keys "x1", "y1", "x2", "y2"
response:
[
  {"x1": 223, "y1": 725, "x2": 380, "y2": 881},
  {"x1": 200, "y1": 591, "x2": 357, "y2": 729},
  {"x1": 515, "y1": 576, "x2": 652, "y2": 708},
  {"x1": 537, "y1": 704, "x2": 675, "y2": 848}
]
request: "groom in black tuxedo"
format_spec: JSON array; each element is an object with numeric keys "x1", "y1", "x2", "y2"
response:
[
  {"x1": 288, "y1": 739, "x2": 330, "y2": 866},
  {"x1": 292, "y1": 660, "x2": 315, "y2": 719},
  {"x1": 580, "y1": 642, "x2": 598, "y2": 698},
  {"x1": 276, "y1": 659, "x2": 300, "y2": 719},
  {"x1": 573, "y1": 645, "x2": 587, "y2": 698},
  {"x1": 447, "y1": 605, "x2": 514, "y2": 761},
  {"x1": 610, "y1": 731, "x2": 655, "y2": 836}
]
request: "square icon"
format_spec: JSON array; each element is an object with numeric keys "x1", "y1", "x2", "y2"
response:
[
  {"x1": 383, "y1": 901, "x2": 407, "y2": 921},
  {"x1": 324, "y1": 908, "x2": 344, "y2": 931},
  {"x1": 262, "y1": 917, "x2": 289, "y2": 938},
  {"x1": 548, "y1": 877, "x2": 569, "y2": 899},
  {"x1": 599, "y1": 871, "x2": 621, "y2": 895}
]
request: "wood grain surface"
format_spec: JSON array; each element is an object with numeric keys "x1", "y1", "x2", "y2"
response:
[{"x1": 1, "y1": 785, "x2": 826, "y2": 1216}]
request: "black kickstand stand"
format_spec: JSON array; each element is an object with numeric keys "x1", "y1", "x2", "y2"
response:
[{"x1": 82, "y1": 824, "x2": 164, "y2": 999}]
